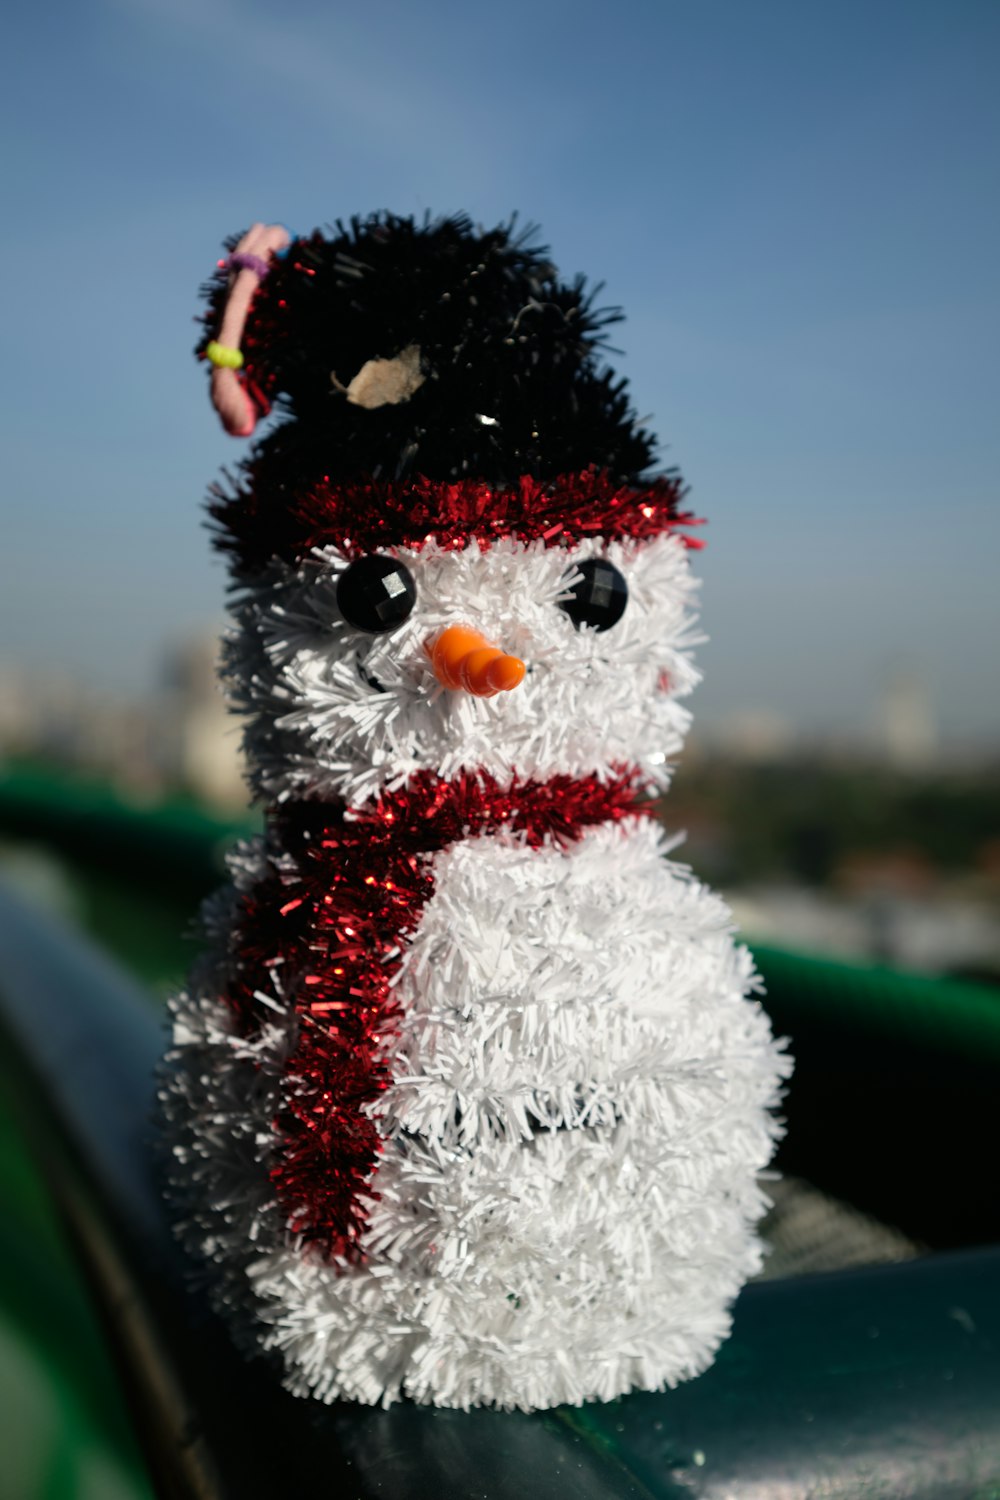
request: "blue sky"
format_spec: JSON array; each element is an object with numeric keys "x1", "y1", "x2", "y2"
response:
[{"x1": 3, "y1": 0, "x2": 999, "y2": 745}]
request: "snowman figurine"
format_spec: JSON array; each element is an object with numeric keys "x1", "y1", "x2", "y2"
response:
[{"x1": 161, "y1": 214, "x2": 790, "y2": 1412}]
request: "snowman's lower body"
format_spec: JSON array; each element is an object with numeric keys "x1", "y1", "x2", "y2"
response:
[{"x1": 164, "y1": 813, "x2": 788, "y2": 1411}]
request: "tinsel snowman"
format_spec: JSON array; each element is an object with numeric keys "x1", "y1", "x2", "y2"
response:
[{"x1": 161, "y1": 214, "x2": 790, "y2": 1412}]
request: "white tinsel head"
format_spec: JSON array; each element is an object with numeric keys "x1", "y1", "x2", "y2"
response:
[{"x1": 226, "y1": 533, "x2": 703, "y2": 805}]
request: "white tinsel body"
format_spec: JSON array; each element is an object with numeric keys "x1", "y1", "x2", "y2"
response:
[{"x1": 164, "y1": 816, "x2": 789, "y2": 1410}]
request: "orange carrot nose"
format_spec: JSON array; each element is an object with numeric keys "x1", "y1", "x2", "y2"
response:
[{"x1": 428, "y1": 624, "x2": 526, "y2": 697}]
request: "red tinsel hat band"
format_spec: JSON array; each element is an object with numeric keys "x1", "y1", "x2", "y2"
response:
[{"x1": 211, "y1": 466, "x2": 704, "y2": 573}]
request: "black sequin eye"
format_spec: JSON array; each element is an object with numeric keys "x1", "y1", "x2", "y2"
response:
[
  {"x1": 558, "y1": 558, "x2": 628, "y2": 632},
  {"x1": 336, "y1": 554, "x2": 417, "y2": 633}
]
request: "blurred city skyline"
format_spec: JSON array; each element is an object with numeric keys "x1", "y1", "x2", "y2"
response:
[{"x1": 3, "y1": 0, "x2": 999, "y2": 747}]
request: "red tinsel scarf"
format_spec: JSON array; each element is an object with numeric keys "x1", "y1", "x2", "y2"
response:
[{"x1": 223, "y1": 769, "x2": 653, "y2": 1260}]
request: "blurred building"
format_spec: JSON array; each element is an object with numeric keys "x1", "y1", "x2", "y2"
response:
[
  {"x1": 0, "y1": 631, "x2": 247, "y2": 811},
  {"x1": 731, "y1": 881, "x2": 1000, "y2": 978},
  {"x1": 880, "y1": 671, "x2": 938, "y2": 771},
  {"x1": 163, "y1": 637, "x2": 247, "y2": 810},
  {"x1": 690, "y1": 710, "x2": 796, "y2": 764}
]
